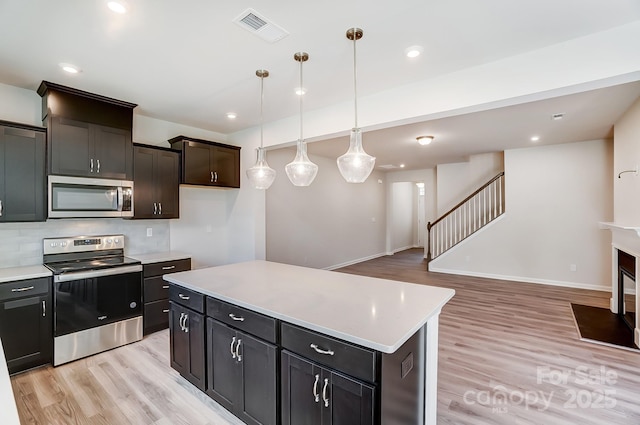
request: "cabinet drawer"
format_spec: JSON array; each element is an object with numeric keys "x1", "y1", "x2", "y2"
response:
[
  {"x1": 144, "y1": 299, "x2": 170, "y2": 334},
  {"x1": 144, "y1": 276, "x2": 170, "y2": 303},
  {"x1": 0, "y1": 277, "x2": 50, "y2": 301},
  {"x1": 144, "y1": 258, "x2": 191, "y2": 278},
  {"x1": 169, "y1": 284, "x2": 204, "y2": 313},
  {"x1": 206, "y1": 297, "x2": 277, "y2": 344},
  {"x1": 281, "y1": 323, "x2": 377, "y2": 383}
]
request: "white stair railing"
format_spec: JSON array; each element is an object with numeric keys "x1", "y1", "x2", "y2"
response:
[{"x1": 427, "y1": 172, "x2": 505, "y2": 261}]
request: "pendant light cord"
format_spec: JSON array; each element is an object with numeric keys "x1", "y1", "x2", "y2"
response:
[
  {"x1": 353, "y1": 29, "x2": 358, "y2": 129},
  {"x1": 260, "y1": 75, "x2": 264, "y2": 150},
  {"x1": 299, "y1": 57, "x2": 304, "y2": 141}
]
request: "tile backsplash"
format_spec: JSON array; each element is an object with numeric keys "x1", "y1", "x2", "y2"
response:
[{"x1": 0, "y1": 219, "x2": 170, "y2": 268}]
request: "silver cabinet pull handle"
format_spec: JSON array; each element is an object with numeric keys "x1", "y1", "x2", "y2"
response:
[
  {"x1": 90, "y1": 158, "x2": 94, "y2": 172},
  {"x1": 98, "y1": 315, "x2": 107, "y2": 320},
  {"x1": 178, "y1": 293, "x2": 190, "y2": 300},
  {"x1": 162, "y1": 266, "x2": 175, "y2": 270},
  {"x1": 11, "y1": 286, "x2": 35, "y2": 292},
  {"x1": 179, "y1": 312, "x2": 186, "y2": 331},
  {"x1": 228, "y1": 313, "x2": 245, "y2": 322},
  {"x1": 162, "y1": 285, "x2": 170, "y2": 289},
  {"x1": 230, "y1": 336, "x2": 237, "y2": 359},
  {"x1": 158, "y1": 202, "x2": 162, "y2": 214},
  {"x1": 235, "y1": 338, "x2": 242, "y2": 362},
  {"x1": 154, "y1": 202, "x2": 158, "y2": 214},
  {"x1": 310, "y1": 343, "x2": 334, "y2": 356},
  {"x1": 210, "y1": 171, "x2": 214, "y2": 182},
  {"x1": 322, "y1": 378, "x2": 329, "y2": 407},
  {"x1": 183, "y1": 314, "x2": 189, "y2": 333},
  {"x1": 313, "y1": 374, "x2": 320, "y2": 402},
  {"x1": 162, "y1": 309, "x2": 169, "y2": 313},
  {"x1": 42, "y1": 300, "x2": 46, "y2": 317},
  {"x1": 214, "y1": 171, "x2": 218, "y2": 182},
  {"x1": 97, "y1": 159, "x2": 101, "y2": 173},
  {"x1": 0, "y1": 199, "x2": 3, "y2": 216}
]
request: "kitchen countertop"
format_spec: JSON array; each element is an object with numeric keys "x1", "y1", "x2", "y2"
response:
[
  {"x1": 0, "y1": 265, "x2": 51, "y2": 284},
  {"x1": 0, "y1": 337, "x2": 20, "y2": 425},
  {"x1": 128, "y1": 251, "x2": 191, "y2": 264},
  {"x1": 164, "y1": 260, "x2": 455, "y2": 353}
]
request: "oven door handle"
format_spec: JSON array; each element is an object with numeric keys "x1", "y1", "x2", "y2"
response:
[{"x1": 53, "y1": 264, "x2": 143, "y2": 282}]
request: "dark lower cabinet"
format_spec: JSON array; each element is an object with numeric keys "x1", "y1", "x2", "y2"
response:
[
  {"x1": 169, "y1": 301, "x2": 205, "y2": 391},
  {"x1": 0, "y1": 121, "x2": 46, "y2": 222},
  {"x1": 142, "y1": 258, "x2": 190, "y2": 335},
  {"x1": 206, "y1": 319, "x2": 278, "y2": 425},
  {"x1": 282, "y1": 351, "x2": 375, "y2": 425},
  {"x1": 0, "y1": 277, "x2": 52, "y2": 374}
]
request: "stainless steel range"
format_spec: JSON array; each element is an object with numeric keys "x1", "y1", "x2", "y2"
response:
[{"x1": 43, "y1": 235, "x2": 143, "y2": 366}]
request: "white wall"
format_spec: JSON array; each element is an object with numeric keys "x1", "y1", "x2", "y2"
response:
[
  {"x1": 265, "y1": 149, "x2": 386, "y2": 270},
  {"x1": 0, "y1": 83, "x2": 42, "y2": 126},
  {"x1": 436, "y1": 153, "x2": 504, "y2": 215},
  {"x1": 613, "y1": 95, "x2": 640, "y2": 224},
  {"x1": 391, "y1": 182, "x2": 414, "y2": 252},
  {"x1": 430, "y1": 139, "x2": 613, "y2": 290}
]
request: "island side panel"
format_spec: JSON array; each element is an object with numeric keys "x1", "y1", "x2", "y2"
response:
[{"x1": 425, "y1": 312, "x2": 441, "y2": 425}]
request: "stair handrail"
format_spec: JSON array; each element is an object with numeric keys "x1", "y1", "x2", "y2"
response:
[{"x1": 427, "y1": 171, "x2": 505, "y2": 261}]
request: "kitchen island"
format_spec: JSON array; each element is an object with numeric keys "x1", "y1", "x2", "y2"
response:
[{"x1": 164, "y1": 260, "x2": 454, "y2": 425}]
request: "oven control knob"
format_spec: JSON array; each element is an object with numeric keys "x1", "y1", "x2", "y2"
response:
[
  {"x1": 50, "y1": 242, "x2": 57, "y2": 247},
  {"x1": 61, "y1": 242, "x2": 67, "y2": 247},
  {"x1": 115, "y1": 238, "x2": 120, "y2": 244},
  {"x1": 107, "y1": 239, "x2": 113, "y2": 244}
]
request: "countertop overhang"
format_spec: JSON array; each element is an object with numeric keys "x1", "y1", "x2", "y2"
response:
[{"x1": 163, "y1": 260, "x2": 455, "y2": 353}]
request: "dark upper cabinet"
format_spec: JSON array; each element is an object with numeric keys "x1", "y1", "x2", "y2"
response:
[
  {"x1": 282, "y1": 351, "x2": 375, "y2": 425},
  {"x1": 206, "y1": 318, "x2": 278, "y2": 425},
  {"x1": 0, "y1": 277, "x2": 52, "y2": 374},
  {"x1": 169, "y1": 136, "x2": 240, "y2": 188},
  {"x1": 38, "y1": 81, "x2": 136, "y2": 180},
  {"x1": 0, "y1": 121, "x2": 46, "y2": 222},
  {"x1": 133, "y1": 144, "x2": 180, "y2": 219}
]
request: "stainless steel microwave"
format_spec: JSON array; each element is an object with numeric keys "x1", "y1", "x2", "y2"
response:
[{"x1": 48, "y1": 175, "x2": 134, "y2": 218}]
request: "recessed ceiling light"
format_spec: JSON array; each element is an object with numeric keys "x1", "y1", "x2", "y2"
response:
[
  {"x1": 417, "y1": 135, "x2": 434, "y2": 145},
  {"x1": 400, "y1": 164, "x2": 406, "y2": 168},
  {"x1": 405, "y1": 45, "x2": 424, "y2": 58},
  {"x1": 226, "y1": 112, "x2": 237, "y2": 119},
  {"x1": 59, "y1": 63, "x2": 81, "y2": 74},
  {"x1": 107, "y1": 1, "x2": 127, "y2": 14},
  {"x1": 295, "y1": 87, "x2": 306, "y2": 96},
  {"x1": 531, "y1": 136, "x2": 540, "y2": 142}
]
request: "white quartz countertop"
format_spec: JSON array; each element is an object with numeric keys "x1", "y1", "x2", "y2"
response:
[
  {"x1": 128, "y1": 251, "x2": 191, "y2": 264},
  {"x1": 1, "y1": 338, "x2": 21, "y2": 425},
  {"x1": 164, "y1": 260, "x2": 455, "y2": 353},
  {"x1": 0, "y1": 265, "x2": 51, "y2": 284}
]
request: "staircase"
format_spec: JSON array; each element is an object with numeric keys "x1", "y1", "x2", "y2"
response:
[{"x1": 427, "y1": 172, "x2": 505, "y2": 263}]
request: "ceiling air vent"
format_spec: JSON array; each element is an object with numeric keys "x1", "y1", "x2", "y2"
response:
[{"x1": 233, "y1": 8, "x2": 289, "y2": 43}]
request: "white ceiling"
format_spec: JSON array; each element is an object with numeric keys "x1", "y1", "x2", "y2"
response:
[{"x1": 1, "y1": 0, "x2": 640, "y2": 170}]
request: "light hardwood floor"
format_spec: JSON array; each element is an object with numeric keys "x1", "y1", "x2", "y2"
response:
[{"x1": 10, "y1": 249, "x2": 640, "y2": 424}]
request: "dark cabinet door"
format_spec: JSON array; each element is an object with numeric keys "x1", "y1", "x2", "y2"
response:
[
  {"x1": 50, "y1": 117, "x2": 92, "y2": 176},
  {"x1": 282, "y1": 351, "x2": 375, "y2": 425},
  {"x1": 237, "y1": 330, "x2": 278, "y2": 425},
  {"x1": 282, "y1": 351, "x2": 323, "y2": 425},
  {"x1": 326, "y1": 371, "x2": 375, "y2": 425},
  {"x1": 0, "y1": 292, "x2": 52, "y2": 374},
  {"x1": 0, "y1": 125, "x2": 46, "y2": 222},
  {"x1": 183, "y1": 142, "x2": 212, "y2": 185},
  {"x1": 210, "y1": 146, "x2": 240, "y2": 188},
  {"x1": 206, "y1": 319, "x2": 240, "y2": 412},
  {"x1": 133, "y1": 146, "x2": 155, "y2": 218},
  {"x1": 94, "y1": 125, "x2": 132, "y2": 179},
  {"x1": 169, "y1": 302, "x2": 205, "y2": 391},
  {"x1": 155, "y1": 149, "x2": 180, "y2": 218}
]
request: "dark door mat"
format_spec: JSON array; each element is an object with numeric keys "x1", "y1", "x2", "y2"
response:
[{"x1": 571, "y1": 304, "x2": 639, "y2": 351}]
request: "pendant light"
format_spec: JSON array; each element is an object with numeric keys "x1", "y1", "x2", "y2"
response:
[
  {"x1": 246, "y1": 69, "x2": 276, "y2": 190},
  {"x1": 285, "y1": 52, "x2": 318, "y2": 186},
  {"x1": 337, "y1": 27, "x2": 375, "y2": 183}
]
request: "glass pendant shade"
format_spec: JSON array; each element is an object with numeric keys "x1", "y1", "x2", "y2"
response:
[
  {"x1": 246, "y1": 147, "x2": 276, "y2": 190},
  {"x1": 285, "y1": 140, "x2": 318, "y2": 186},
  {"x1": 337, "y1": 128, "x2": 375, "y2": 183}
]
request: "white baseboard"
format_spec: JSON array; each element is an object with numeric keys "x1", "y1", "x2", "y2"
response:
[
  {"x1": 427, "y1": 266, "x2": 611, "y2": 292},
  {"x1": 325, "y1": 252, "x2": 388, "y2": 271},
  {"x1": 392, "y1": 245, "x2": 414, "y2": 254}
]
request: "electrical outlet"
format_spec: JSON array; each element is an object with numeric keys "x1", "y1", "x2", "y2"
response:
[{"x1": 146, "y1": 228, "x2": 152, "y2": 237}]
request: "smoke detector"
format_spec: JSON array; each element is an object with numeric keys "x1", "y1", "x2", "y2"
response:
[{"x1": 233, "y1": 8, "x2": 289, "y2": 43}]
